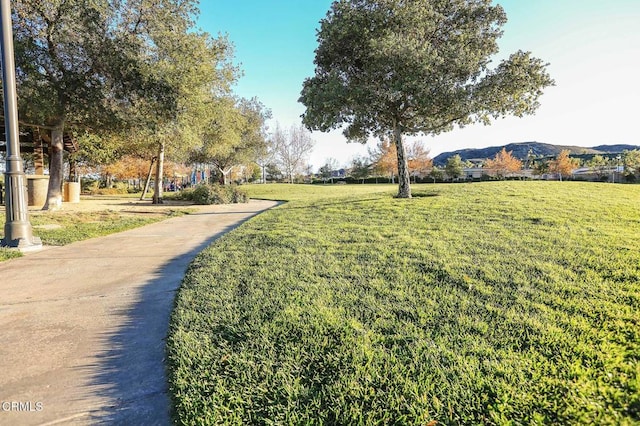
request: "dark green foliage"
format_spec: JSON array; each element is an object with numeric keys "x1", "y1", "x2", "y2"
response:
[
  {"x1": 179, "y1": 184, "x2": 248, "y2": 205},
  {"x1": 300, "y1": 0, "x2": 554, "y2": 197},
  {"x1": 168, "y1": 182, "x2": 640, "y2": 425},
  {"x1": 445, "y1": 154, "x2": 465, "y2": 180}
]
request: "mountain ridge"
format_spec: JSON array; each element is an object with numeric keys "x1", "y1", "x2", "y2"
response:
[{"x1": 432, "y1": 142, "x2": 640, "y2": 166}]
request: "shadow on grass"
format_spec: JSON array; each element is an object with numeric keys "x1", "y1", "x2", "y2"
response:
[
  {"x1": 410, "y1": 191, "x2": 440, "y2": 198},
  {"x1": 281, "y1": 197, "x2": 389, "y2": 210}
]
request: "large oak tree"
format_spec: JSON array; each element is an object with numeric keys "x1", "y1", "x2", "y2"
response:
[
  {"x1": 300, "y1": 0, "x2": 554, "y2": 198},
  {"x1": 10, "y1": 0, "x2": 237, "y2": 206},
  {"x1": 112, "y1": 0, "x2": 237, "y2": 203},
  {"x1": 12, "y1": 0, "x2": 128, "y2": 209}
]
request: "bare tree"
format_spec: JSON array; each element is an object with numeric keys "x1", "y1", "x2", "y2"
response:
[
  {"x1": 319, "y1": 157, "x2": 339, "y2": 183},
  {"x1": 275, "y1": 124, "x2": 315, "y2": 184},
  {"x1": 256, "y1": 131, "x2": 281, "y2": 184}
]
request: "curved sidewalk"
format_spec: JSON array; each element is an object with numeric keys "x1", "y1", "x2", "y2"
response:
[{"x1": 0, "y1": 199, "x2": 280, "y2": 425}]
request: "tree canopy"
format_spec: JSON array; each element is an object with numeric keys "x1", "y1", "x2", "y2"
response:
[
  {"x1": 300, "y1": 0, "x2": 554, "y2": 197},
  {"x1": 7, "y1": 0, "x2": 244, "y2": 206},
  {"x1": 445, "y1": 154, "x2": 464, "y2": 180},
  {"x1": 12, "y1": 0, "x2": 130, "y2": 209},
  {"x1": 549, "y1": 150, "x2": 579, "y2": 181},
  {"x1": 192, "y1": 97, "x2": 271, "y2": 184},
  {"x1": 485, "y1": 148, "x2": 522, "y2": 179},
  {"x1": 369, "y1": 139, "x2": 397, "y2": 183}
]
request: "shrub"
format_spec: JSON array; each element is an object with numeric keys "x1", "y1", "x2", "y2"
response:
[
  {"x1": 181, "y1": 184, "x2": 248, "y2": 205},
  {"x1": 87, "y1": 181, "x2": 130, "y2": 195}
]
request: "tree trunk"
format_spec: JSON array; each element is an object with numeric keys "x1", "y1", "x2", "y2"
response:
[
  {"x1": 153, "y1": 141, "x2": 165, "y2": 204},
  {"x1": 68, "y1": 156, "x2": 77, "y2": 182},
  {"x1": 140, "y1": 157, "x2": 156, "y2": 200},
  {"x1": 393, "y1": 123, "x2": 411, "y2": 198},
  {"x1": 34, "y1": 128, "x2": 44, "y2": 175},
  {"x1": 43, "y1": 122, "x2": 65, "y2": 210},
  {"x1": 219, "y1": 167, "x2": 230, "y2": 185}
]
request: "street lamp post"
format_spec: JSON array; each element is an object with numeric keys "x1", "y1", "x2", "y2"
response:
[{"x1": 1, "y1": 0, "x2": 41, "y2": 251}]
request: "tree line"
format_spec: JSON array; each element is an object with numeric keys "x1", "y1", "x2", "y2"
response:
[
  {"x1": 474, "y1": 148, "x2": 640, "y2": 182},
  {"x1": 312, "y1": 145, "x2": 640, "y2": 184},
  {"x1": 1, "y1": 0, "x2": 316, "y2": 208}
]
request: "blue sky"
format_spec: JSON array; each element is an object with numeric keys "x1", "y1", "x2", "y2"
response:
[{"x1": 197, "y1": 1, "x2": 640, "y2": 169}]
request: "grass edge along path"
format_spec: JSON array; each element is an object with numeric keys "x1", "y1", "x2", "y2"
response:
[
  {"x1": 167, "y1": 182, "x2": 640, "y2": 425},
  {"x1": 0, "y1": 207, "x2": 191, "y2": 262}
]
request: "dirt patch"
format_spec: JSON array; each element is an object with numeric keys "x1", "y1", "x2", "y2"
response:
[
  {"x1": 27, "y1": 196, "x2": 195, "y2": 215},
  {"x1": 33, "y1": 224, "x2": 63, "y2": 230}
]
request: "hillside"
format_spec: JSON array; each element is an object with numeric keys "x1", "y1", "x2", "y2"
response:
[{"x1": 433, "y1": 142, "x2": 640, "y2": 166}]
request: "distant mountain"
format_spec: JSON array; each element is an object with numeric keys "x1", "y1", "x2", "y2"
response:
[
  {"x1": 433, "y1": 142, "x2": 640, "y2": 166},
  {"x1": 589, "y1": 144, "x2": 640, "y2": 153}
]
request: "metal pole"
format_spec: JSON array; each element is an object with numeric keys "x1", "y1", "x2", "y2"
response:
[{"x1": 1, "y1": 0, "x2": 41, "y2": 250}]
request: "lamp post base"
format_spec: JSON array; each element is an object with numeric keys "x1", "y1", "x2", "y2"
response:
[
  {"x1": 3, "y1": 169, "x2": 42, "y2": 252},
  {"x1": 1, "y1": 234, "x2": 42, "y2": 252}
]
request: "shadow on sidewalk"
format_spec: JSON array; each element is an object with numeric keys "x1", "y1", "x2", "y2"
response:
[{"x1": 79, "y1": 215, "x2": 259, "y2": 424}]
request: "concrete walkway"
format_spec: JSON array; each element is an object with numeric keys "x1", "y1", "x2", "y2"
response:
[{"x1": 0, "y1": 199, "x2": 279, "y2": 425}]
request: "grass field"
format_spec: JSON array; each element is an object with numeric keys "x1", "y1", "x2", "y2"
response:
[{"x1": 167, "y1": 181, "x2": 640, "y2": 425}]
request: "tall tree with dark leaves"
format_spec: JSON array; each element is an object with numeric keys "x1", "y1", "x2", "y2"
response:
[
  {"x1": 12, "y1": 0, "x2": 127, "y2": 210},
  {"x1": 300, "y1": 0, "x2": 554, "y2": 198},
  {"x1": 11, "y1": 0, "x2": 237, "y2": 206},
  {"x1": 113, "y1": 0, "x2": 237, "y2": 203}
]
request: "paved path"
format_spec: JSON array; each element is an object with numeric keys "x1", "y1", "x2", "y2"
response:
[{"x1": 0, "y1": 200, "x2": 279, "y2": 425}]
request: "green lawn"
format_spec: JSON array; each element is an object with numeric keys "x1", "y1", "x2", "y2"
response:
[{"x1": 167, "y1": 182, "x2": 640, "y2": 425}]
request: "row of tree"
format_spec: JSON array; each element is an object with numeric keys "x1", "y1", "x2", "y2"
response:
[
  {"x1": 474, "y1": 148, "x2": 640, "y2": 181},
  {"x1": 482, "y1": 149, "x2": 580, "y2": 180},
  {"x1": 4, "y1": 0, "x2": 281, "y2": 209},
  {"x1": 95, "y1": 122, "x2": 317, "y2": 186},
  {"x1": 314, "y1": 147, "x2": 640, "y2": 185}
]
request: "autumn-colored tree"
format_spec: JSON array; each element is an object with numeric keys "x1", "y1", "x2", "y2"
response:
[
  {"x1": 369, "y1": 139, "x2": 397, "y2": 183},
  {"x1": 549, "y1": 150, "x2": 579, "y2": 181},
  {"x1": 484, "y1": 148, "x2": 523, "y2": 179},
  {"x1": 407, "y1": 141, "x2": 432, "y2": 182},
  {"x1": 164, "y1": 163, "x2": 191, "y2": 183},
  {"x1": 103, "y1": 156, "x2": 150, "y2": 181}
]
